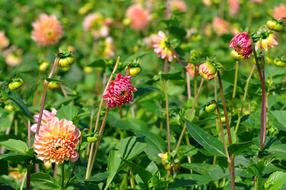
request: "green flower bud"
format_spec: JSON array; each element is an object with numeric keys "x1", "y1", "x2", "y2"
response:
[
  {"x1": 48, "y1": 81, "x2": 60, "y2": 89},
  {"x1": 266, "y1": 19, "x2": 284, "y2": 32},
  {"x1": 8, "y1": 78, "x2": 23, "y2": 90},
  {"x1": 87, "y1": 136, "x2": 98, "y2": 142},
  {"x1": 205, "y1": 100, "x2": 217, "y2": 113},
  {"x1": 273, "y1": 58, "x2": 286, "y2": 67},
  {"x1": 39, "y1": 61, "x2": 49, "y2": 72},
  {"x1": 126, "y1": 65, "x2": 142, "y2": 77},
  {"x1": 58, "y1": 56, "x2": 74, "y2": 67}
]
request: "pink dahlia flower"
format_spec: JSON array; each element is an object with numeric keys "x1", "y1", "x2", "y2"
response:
[
  {"x1": 152, "y1": 31, "x2": 177, "y2": 62},
  {"x1": 228, "y1": 0, "x2": 240, "y2": 17},
  {"x1": 229, "y1": 32, "x2": 253, "y2": 58},
  {"x1": 0, "y1": 31, "x2": 9, "y2": 50},
  {"x1": 185, "y1": 64, "x2": 198, "y2": 79},
  {"x1": 103, "y1": 37, "x2": 115, "y2": 58},
  {"x1": 33, "y1": 118, "x2": 81, "y2": 164},
  {"x1": 31, "y1": 14, "x2": 63, "y2": 46},
  {"x1": 212, "y1": 17, "x2": 229, "y2": 36},
  {"x1": 126, "y1": 4, "x2": 150, "y2": 31},
  {"x1": 199, "y1": 61, "x2": 217, "y2": 80},
  {"x1": 168, "y1": 0, "x2": 187, "y2": 12},
  {"x1": 273, "y1": 4, "x2": 286, "y2": 20},
  {"x1": 103, "y1": 73, "x2": 137, "y2": 108},
  {"x1": 31, "y1": 109, "x2": 57, "y2": 133},
  {"x1": 83, "y1": 13, "x2": 111, "y2": 39}
]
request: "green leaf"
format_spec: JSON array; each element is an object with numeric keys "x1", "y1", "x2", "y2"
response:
[
  {"x1": 269, "y1": 111, "x2": 286, "y2": 131},
  {"x1": 181, "y1": 163, "x2": 226, "y2": 181},
  {"x1": 122, "y1": 159, "x2": 153, "y2": 186},
  {"x1": 264, "y1": 171, "x2": 286, "y2": 190},
  {"x1": 185, "y1": 120, "x2": 225, "y2": 157},
  {"x1": 57, "y1": 104, "x2": 79, "y2": 121},
  {"x1": 123, "y1": 51, "x2": 151, "y2": 65},
  {"x1": 153, "y1": 72, "x2": 183, "y2": 81},
  {"x1": 268, "y1": 144, "x2": 286, "y2": 160},
  {"x1": 31, "y1": 172, "x2": 60, "y2": 190},
  {"x1": 0, "y1": 139, "x2": 28, "y2": 154},
  {"x1": 105, "y1": 136, "x2": 147, "y2": 190}
]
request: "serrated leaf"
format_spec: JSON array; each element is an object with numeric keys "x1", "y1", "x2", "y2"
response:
[{"x1": 185, "y1": 120, "x2": 225, "y2": 157}]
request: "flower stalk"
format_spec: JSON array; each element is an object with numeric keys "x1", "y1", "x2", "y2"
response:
[
  {"x1": 253, "y1": 49, "x2": 267, "y2": 150},
  {"x1": 36, "y1": 57, "x2": 59, "y2": 134}
]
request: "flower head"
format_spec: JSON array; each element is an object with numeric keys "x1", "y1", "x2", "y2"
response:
[
  {"x1": 212, "y1": 17, "x2": 230, "y2": 36},
  {"x1": 103, "y1": 37, "x2": 115, "y2": 58},
  {"x1": 168, "y1": 0, "x2": 187, "y2": 12},
  {"x1": 32, "y1": 14, "x2": 63, "y2": 46},
  {"x1": 31, "y1": 109, "x2": 57, "y2": 133},
  {"x1": 199, "y1": 61, "x2": 217, "y2": 80},
  {"x1": 0, "y1": 31, "x2": 9, "y2": 50},
  {"x1": 33, "y1": 118, "x2": 81, "y2": 164},
  {"x1": 4, "y1": 47, "x2": 22, "y2": 67},
  {"x1": 185, "y1": 63, "x2": 198, "y2": 78},
  {"x1": 103, "y1": 73, "x2": 137, "y2": 108},
  {"x1": 126, "y1": 4, "x2": 150, "y2": 31},
  {"x1": 229, "y1": 32, "x2": 253, "y2": 58},
  {"x1": 152, "y1": 31, "x2": 177, "y2": 62},
  {"x1": 255, "y1": 33, "x2": 278, "y2": 51},
  {"x1": 273, "y1": 4, "x2": 286, "y2": 20},
  {"x1": 228, "y1": 0, "x2": 240, "y2": 17},
  {"x1": 83, "y1": 13, "x2": 111, "y2": 39}
]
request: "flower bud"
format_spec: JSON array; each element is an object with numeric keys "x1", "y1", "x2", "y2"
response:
[
  {"x1": 87, "y1": 136, "x2": 98, "y2": 142},
  {"x1": 185, "y1": 63, "x2": 198, "y2": 78},
  {"x1": 266, "y1": 19, "x2": 284, "y2": 32},
  {"x1": 58, "y1": 56, "x2": 74, "y2": 67},
  {"x1": 205, "y1": 100, "x2": 217, "y2": 113},
  {"x1": 48, "y1": 81, "x2": 60, "y2": 89},
  {"x1": 229, "y1": 32, "x2": 253, "y2": 58},
  {"x1": 8, "y1": 78, "x2": 23, "y2": 90},
  {"x1": 39, "y1": 61, "x2": 49, "y2": 72},
  {"x1": 4, "y1": 103, "x2": 15, "y2": 111},
  {"x1": 273, "y1": 58, "x2": 286, "y2": 67},
  {"x1": 44, "y1": 161, "x2": 52, "y2": 169},
  {"x1": 83, "y1": 66, "x2": 93, "y2": 73},
  {"x1": 199, "y1": 61, "x2": 217, "y2": 80},
  {"x1": 126, "y1": 65, "x2": 142, "y2": 77}
]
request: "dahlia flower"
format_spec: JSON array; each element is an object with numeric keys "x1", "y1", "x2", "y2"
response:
[
  {"x1": 168, "y1": 0, "x2": 187, "y2": 12},
  {"x1": 228, "y1": 0, "x2": 240, "y2": 17},
  {"x1": 31, "y1": 14, "x2": 63, "y2": 46},
  {"x1": 103, "y1": 37, "x2": 115, "y2": 58},
  {"x1": 199, "y1": 61, "x2": 217, "y2": 80},
  {"x1": 229, "y1": 32, "x2": 253, "y2": 58},
  {"x1": 4, "y1": 48, "x2": 22, "y2": 67},
  {"x1": 185, "y1": 63, "x2": 198, "y2": 78},
  {"x1": 33, "y1": 118, "x2": 81, "y2": 164},
  {"x1": 273, "y1": 4, "x2": 286, "y2": 21},
  {"x1": 255, "y1": 33, "x2": 278, "y2": 51},
  {"x1": 103, "y1": 73, "x2": 137, "y2": 108},
  {"x1": 152, "y1": 31, "x2": 177, "y2": 62},
  {"x1": 126, "y1": 4, "x2": 150, "y2": 31},
  {"x1": 212, "y1": 17, "x2": 229, "y2": 36},
  {"x1": 0, "y1": 31, "x2": 9, "y2": 50},
  {"x1": 31, "y1": 109, "x2": 57, "y2": 133},
  {"x1": 83, "y1": 12, "x2": 111, "y2": 39}
]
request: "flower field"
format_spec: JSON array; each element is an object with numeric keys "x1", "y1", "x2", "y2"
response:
[{"x1": 1, "y1": 0, "x2": 286, "y2": 189}]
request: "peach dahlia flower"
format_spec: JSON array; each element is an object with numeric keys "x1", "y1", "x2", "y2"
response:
[
  {"x1": 33, "y1": 118, "x2": 81, "y2": 164},
  {"x1": 126, "y1": 4, "x2": 151, "y2": 31},
  {"x1": 31, "y1": 14, "x2": 63, "y2": 46}
]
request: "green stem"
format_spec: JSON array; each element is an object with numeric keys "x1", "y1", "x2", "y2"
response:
[
  {"x1": 36, "y1": 57, "x2": 59, "y2": 134},
  {"x1": 175, "y1": 79, "x2": 204, "y2": 152},
  {"x1": 235, "y1": 65, "x2": 256, "y2": 134},
  {"x1": 61, "y1": 164, "x2": 65, "y2": 190},
  {"x1": 217, "y1": 72, "x2": 235, "y2": 190}
]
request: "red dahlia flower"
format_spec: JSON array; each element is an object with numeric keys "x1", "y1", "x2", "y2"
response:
[
  {"x1": 103, "y1": 73, "x2": 137, "y2": 108},
  {"x1": 229, "y1": 32, "x2": 253, "y2": 58}
]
